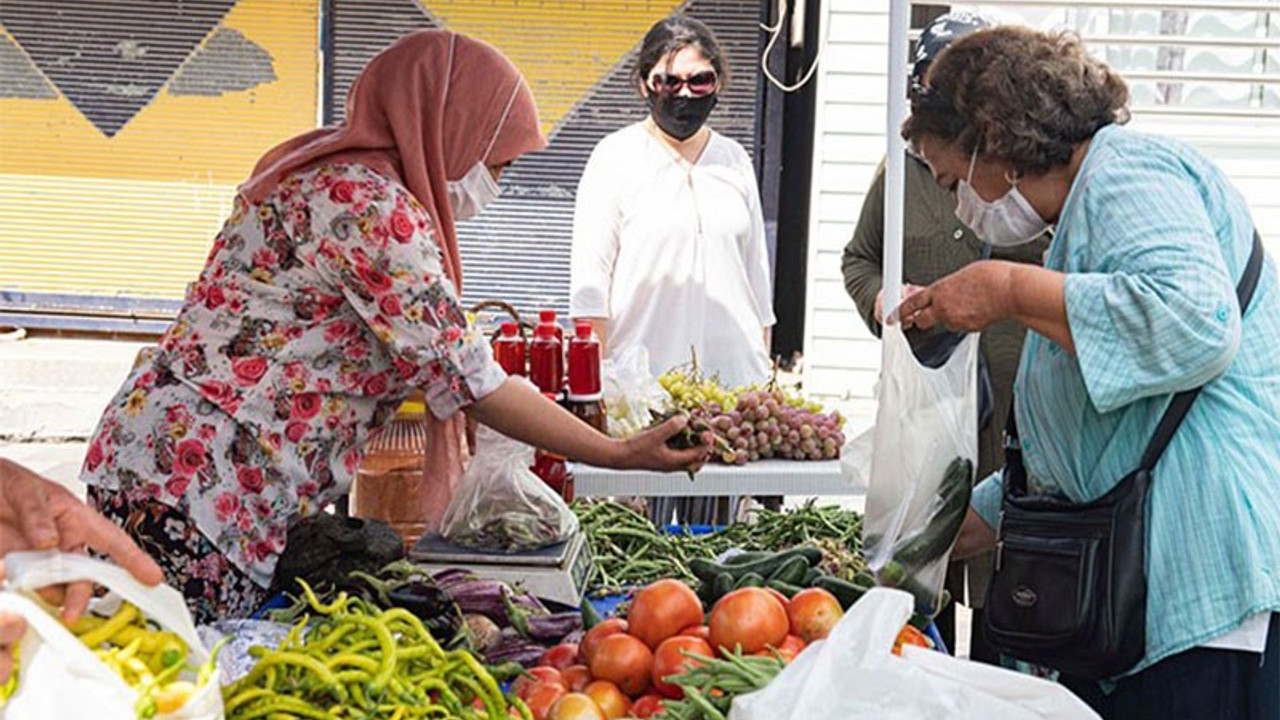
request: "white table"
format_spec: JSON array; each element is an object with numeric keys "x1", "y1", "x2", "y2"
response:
[{"x1": 569, "y1": 459, "x2": 858, "y2": 497}]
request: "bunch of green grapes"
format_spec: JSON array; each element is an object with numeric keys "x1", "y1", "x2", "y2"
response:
[{"x1": 657, "y1": 367, "x2": 739, "y2": 415}]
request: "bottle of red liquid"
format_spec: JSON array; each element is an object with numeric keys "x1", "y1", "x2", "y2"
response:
[
  {"x1": 531, "y1": 392, "x2": 575, "y2": 501},
  {"x1": 538, "y1": 309, "x2": 565, "y2": 343},
  {"x1": 565, "y1": 322, "x2": 606, "y2": 433},
  {"x1": 529, "y1": 322, "x2": 564, "y2": 398},
  {"x1": 493, "y1": 321, "x2": 527, "y2": 377}
]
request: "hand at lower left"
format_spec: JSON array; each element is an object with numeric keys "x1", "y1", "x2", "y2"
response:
[{"x1": 895, "y1": 261, "x2": 1016, "y2": 333}]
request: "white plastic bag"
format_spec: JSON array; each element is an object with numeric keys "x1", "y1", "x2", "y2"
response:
[
  {"x1": 839, "y1": 422, "x2": 876, "y2": 492},
  {"x1": 601, "y1": 345, "x2": 666, "y2": 438},
  {"x1": 0, "y1": 551, "x2": 222, "y2": 720},
  {"x1": 730, "y1": 588, "x2": 1099, "y2": 720},
  {"x1": 863, "y1": 324, "x2": 978, "y2": 616},
  {"x1": 440, "y1": 425, "x2": 579, "y2": 551}
]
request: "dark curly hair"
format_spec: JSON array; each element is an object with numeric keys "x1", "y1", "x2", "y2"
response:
[{"x1": 902, "y1": 27, "x2": 1130, "y2": 176}]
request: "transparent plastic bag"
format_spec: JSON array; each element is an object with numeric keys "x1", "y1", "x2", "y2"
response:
[
  {"x1": 730, "y1": 588, "x2": 1099, "y2": 720},
  {"x1": 440, "y1": 425, "x2": 579, "y2": 552},
  {"x1": 0, "y1": 551, "x2": 223, "y2": 720},
  {"x1": 863, "y1": 324, "x2": 978, "y2": 617},
  {"x1": 601, "y1": 345, "x2": 666, "y2": 438}
]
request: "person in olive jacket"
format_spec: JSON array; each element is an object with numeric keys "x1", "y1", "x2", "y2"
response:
[{"x1": 840, "y1": 12, "x2": 1048, "y2": 662}]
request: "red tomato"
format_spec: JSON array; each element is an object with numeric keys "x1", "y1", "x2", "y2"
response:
[
  {"x1": 525, "y1": 682, "x2": 568, "y2": 720},
  {"x1": 628, "y1": 580, "x2": 704, "y2": 650},
  {"x1": 588, "y1": 633, "x2": 654, "y2": 697},
  {"x1": 515, "y1": 667, "x2": 568, "y2": 700},
  {"x1": 708, "y1": 588, "x2": 789, "y2": 654},
  {"x1": 547, "y1": 692, "x2": 607, "y2": 720},
  {"x1": 583, "y1": 680, "x2": 632, "y2": 719},
  {"x1": 764, "y1": 587, "x2": 792, "y2": 611},
  {"x1": 677, "y1": 625, "x2": 711, "y2": 641},
  {"x1": 561, "y1": 664, "x2": 594, "y2": 692},
  {"x1": 651, "y1": 636, "x2": 713, "y2": 699},
  {"x1": 787, "y1": 588, "x2": 844, "y2": 643},
  {"x1": 579, "y1": 618, "x2": 629, "y2": 666},
  {"x1": 541, "y1": 643, "x2": 582, "y2": 671},
  {"x1": 629, "y1": 695, "x2": 666, "y2": 719},
  {"x1": 893, "y1": 625, "x2": 932, "y2": 656}
]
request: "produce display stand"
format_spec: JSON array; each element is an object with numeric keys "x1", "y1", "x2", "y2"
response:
[{"x1": 569, "y1": 459, "x2": 858, "y2": 497}]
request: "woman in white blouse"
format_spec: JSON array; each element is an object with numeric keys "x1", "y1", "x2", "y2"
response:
[{"x1": 571, "y1": 15, "x2": 775, "y2": 523}]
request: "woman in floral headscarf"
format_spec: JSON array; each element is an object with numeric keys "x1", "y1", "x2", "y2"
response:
[{"x1": 81, "y1": 30, "x2": 706, "y2": 623}]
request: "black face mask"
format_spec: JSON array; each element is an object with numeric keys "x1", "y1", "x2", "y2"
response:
[{"x1": 646, "y1": 92, "x2": 718, "y2": 141}]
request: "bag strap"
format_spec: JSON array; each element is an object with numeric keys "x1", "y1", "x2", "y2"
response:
[
  {"x1": 1005, "y1": 230, "x2": 1265, "y2": 494},
  {"x1": 1136, "y1": 231, "x2": 1265, "y2": 471}
]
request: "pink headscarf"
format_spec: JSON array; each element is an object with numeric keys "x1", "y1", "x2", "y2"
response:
[{"x1": 240, "y1": 29, "x2": 546, "y2": 291}]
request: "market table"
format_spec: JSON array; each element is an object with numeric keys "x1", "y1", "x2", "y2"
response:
[{"x1": 569, "y1": 459, "x2": 859, "y2": 497}]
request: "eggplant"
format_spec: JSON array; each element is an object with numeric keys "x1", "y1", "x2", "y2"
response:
[
  {"x1": 484, "y1": 637, "x2": 549, "y2": 668},
  {"x1": 560, "y1": 629, "x2": 586, "y2": 646},
  {"x1": 432, "y1": 568, "x2": 478, "y2": 589},
  {"x1": 524, "y1": 612, "x2": 583, "y2": 643},
  {"x1": 448, "y1": 580, "x2": 510, "y2": 622},
  {"x1": 509, "y1": 593, "x2": 548, "y2": 615}
]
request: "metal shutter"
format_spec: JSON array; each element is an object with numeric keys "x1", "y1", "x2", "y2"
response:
[
  {"x1": 0, "y1": 0, "x2": 319, "y2": 332},
  {"x1": 330, "y1": 0, "x2": 766, "y2": 319}
]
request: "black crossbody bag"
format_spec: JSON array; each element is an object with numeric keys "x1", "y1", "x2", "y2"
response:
[{"x1": 983, "y1": 232, "x2": 1265, "y2": 680}]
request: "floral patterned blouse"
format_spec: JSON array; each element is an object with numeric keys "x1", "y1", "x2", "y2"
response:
[{"x1": 81, "y1": 163, "x2": 507, "y2": 588}]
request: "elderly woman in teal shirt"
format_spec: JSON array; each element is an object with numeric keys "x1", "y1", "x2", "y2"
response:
[{"x1": 895, "y1": 27, "x2": 1280, "y2": 720}]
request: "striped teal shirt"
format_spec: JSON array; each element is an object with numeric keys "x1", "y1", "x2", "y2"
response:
[{"x1": 971, "y1": 124, "x2": 1280, "y2": 675}]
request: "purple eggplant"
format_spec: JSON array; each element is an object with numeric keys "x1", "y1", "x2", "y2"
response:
[
  {"x1": 509, "y1": 593, "x2": 548, "y2": 615},
  {"x1": 448, "y1": 580, "x2": 510, "y2": 622},
  {"x1": 432, "y1": 568, "x2": 478, "y2": 589},
  {"x1": 524, "y1": 612, "x2": 583, "y2": 643},
  {"x1": 484, "y1": 635, "x2": 548, "y2": 668}
]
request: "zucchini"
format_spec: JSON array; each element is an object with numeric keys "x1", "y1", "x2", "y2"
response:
[
  {"x1": 712, "y1": 573, "x2": 736, "y2": 603},
  {"x1": 801, "y1": 567, "x2": 822, "y2": 586},
  {"x1": 891, "y1": 457, "x2": 973, "y2": 570},
  {"x1": 767, "y1": 556, "x2": 810, "y2": 586},
  {"x1": 733, "y1": 572, "x2": 765, "y2": 590},
  {"x1": 766, "y1": 580, "x2": 804, "y2": 598},
  {"x1": 813, "y1": 576, "x2": 873, "y2": 610},
  {"x1": 687, "y1": 547, "x2": 823, "y2": 584}
]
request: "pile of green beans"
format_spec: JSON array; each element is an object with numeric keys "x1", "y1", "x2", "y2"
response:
[
  {"x1": 223, "y1": 581, "x2": 527, "y2": 720},
  {"x1": 659, "y1": 649, "x2": 786, "y2": 720},
  {"x1": 574, "y1": 499, "x2": 866, "y2": 595}
]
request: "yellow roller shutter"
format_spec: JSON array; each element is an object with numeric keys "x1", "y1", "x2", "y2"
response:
[{"x1": 0, "y1": 0, "x2": 318, "y2": 324}]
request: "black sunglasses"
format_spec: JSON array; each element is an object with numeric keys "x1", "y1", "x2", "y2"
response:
[{"x1": 647, "y1": 71, "x2": 718, "y2": 97}]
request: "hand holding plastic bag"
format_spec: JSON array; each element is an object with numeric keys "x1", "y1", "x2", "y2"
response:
[
  {"x1": 863, "y1": 324, "x2": 978, "y2": 616},
  {"x1": 730, "y1": 588, "x2": 1099, "y2": 720},
  {"x1": 601, "y1": 346, "x2": 666, "y2": 438},
  {"x1": 440, "y1": 426, "x2": 578, "y2": 552},
  {"x1": 0, "y1": 551, "x2": 223, "y2": 720}
]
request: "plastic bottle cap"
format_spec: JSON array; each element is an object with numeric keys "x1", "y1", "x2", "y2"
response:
[
  {"x1": 574, "y1": 322, "x2": 592, "y2": 339},
  {"x1": 396, "y1": 400, "x2": 427, "y2": 416},
  {"x1": 539, "y1": 309, "x2": 557, "y2": 323},
  {"x1": 534, "y1": 324, "x2": 556, "y2": 339},
  {"x1": 499, "y1": 321, "x2": 519, "y2": 336}
]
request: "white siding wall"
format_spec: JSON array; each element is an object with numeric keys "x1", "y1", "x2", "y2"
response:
[{"x1": 803, "y1": 1, "x2": 1280, "y2": 429}]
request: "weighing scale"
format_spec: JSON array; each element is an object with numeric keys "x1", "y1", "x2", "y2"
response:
[{"x1": 409, "y1": 530, "x2": 594, "y2": 607}]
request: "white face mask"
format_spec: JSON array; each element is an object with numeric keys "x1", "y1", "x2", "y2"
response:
[
  {"x1": 447, "y1": 161, "x2": 500, "y2": 222},
  {"x1": 955, "y1": 149, "x2": 1049, "y2": 247}
]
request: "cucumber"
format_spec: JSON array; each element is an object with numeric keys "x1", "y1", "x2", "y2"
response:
[
  {"x1": 801, "y1": 567, "x2": 822, "y2": 586},
  {"x1": 689, "y1": 558, "x2": 727, "y2": 583},
  {"x1": 767, "y1": 556, "x2": 810, "y2": 586},
  {"x1": 688, "y1": 547, "x2": 823, "y2": 584},
  {"x1": 766, "y1": 580, "x2": 804, "y2": 598},
  {"x1": 712, "y1": 572, "x2": 736, "y2": 603},
  {"x1": 813, "y1": 576, "x2": 873, "y2": 610},
  {"x1": 891, "y1": 457, "x2": 974, "y2": 570},
  {"x1": 733, "y1": 572, "x2": 765, "y2": 590},
  {"x1": 878, "y1": 561, "x2": 908, "y2": 588}
]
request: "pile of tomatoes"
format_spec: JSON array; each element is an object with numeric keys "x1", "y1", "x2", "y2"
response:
[{"x1": 511, "y1": 578, "x2": 846, "y2": 720}]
